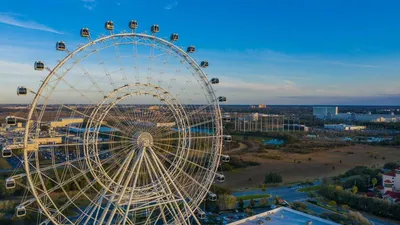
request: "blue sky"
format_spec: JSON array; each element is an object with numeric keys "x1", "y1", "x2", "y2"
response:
[{"x1": 1, "y1": 0, "x2": 400, "y2": 105}]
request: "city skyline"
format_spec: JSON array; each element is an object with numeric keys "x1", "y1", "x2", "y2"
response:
[{"x1": 1, "y1": 0, "x2": 400, "y2": 104}]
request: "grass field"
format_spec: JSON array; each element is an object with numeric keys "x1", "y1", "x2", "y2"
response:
[
  {"x1": 298, "y1": 185, "x2": 321, "y2": 192},
  {"x1": 220, "y1": 143, "x2": 400, "y2": 190},
  {"x1": 236, "y1": 193, "x2": 271, "y2": 201}
]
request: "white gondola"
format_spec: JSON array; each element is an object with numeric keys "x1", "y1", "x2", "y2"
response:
[
  {"x1": 34, "y1": 61, "x2": 45, "y2": 71},
  {"x1": 218, "y1": 96, "x2": 227, "y2": 102},
  {"x1": 208, "y1": 192, "x2": 217, "y2": 201},
  {"x1": 187, "y1": 46, "x2": 196, "y2": 53},
  {"x1": 200, "y1": 61, "x2": 209, "y2": 68},
  {"x1": 56, "y1": 41, "x2": 66, "y2": 51},
  {"x1": 222, "y1": 114, "x2": 231, "y2": 122},
  {"x1": 210, "y1": 78, "x2": 219, "y2": 84},
  {"x1": 170, "y1": 33, "x2": 179, "y2": 41},
  {"x1": 151, "y1": 24, "x2": 160, "y2": 33},
  {"x1": 6, "y1": 116, "x2": 16, "y2": 125},
  {"x1": 105, "y1": 21, "x2": 114, "y2": 30},
  {"x1": 2, "y1": 147, "x2": 12, "y2": 158},
  {"x1": 197, "y1": 211, "x2": 206, "y2": 219},
  {"x1": 221, "y1": 155, "x2": 230, "y2": 163},
  {"x1": 129, "y1": 20, "x2": 138, "y2": 29},
  {"x1": 16, "y1": 205, "x2": 26, "y2": 217},
  {"x1": 223, "y1": 135, "x2": 232, "y2": 142},
  {"x1": 6, "y1": 177, "x2": 15, "y2": 189},
  {"x1": 17, "y1": 86, "x2": 27, "y2": 96},
  {"x1": 80, "y1": 28, "x2": 90, "y2": 37},
  {"x1": 216, "y1": 174, "x2": 225, "y2": 183}
]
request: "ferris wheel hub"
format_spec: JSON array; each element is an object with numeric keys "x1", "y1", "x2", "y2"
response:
[{"x1": 133, "y1": 131, "x2": 153, "y2": 148}]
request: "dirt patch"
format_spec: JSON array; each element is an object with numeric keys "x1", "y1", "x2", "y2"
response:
[{"x1": 219, "y1": 144, "x2": 400, "y2": 190}]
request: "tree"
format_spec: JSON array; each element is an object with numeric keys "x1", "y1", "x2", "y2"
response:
[
  {"x1": 335, "y1": 185, "x2": 344, "y2": 191},
  {"x1": 259, "y1": 198, "x2": 268, "y2": 207},
  {"x1": 341, "y1": 204, "x2": 350, "y2": 211},
  {"x1": 352, "y1": 185, "x2": 358, "y2": 194},
  {"x1": 328, "y1": 200, "x2": 337, "y2": 207},
  {"x1": 371, "y1": 178, "x2": 377, "y2": 189},
  {"x1": 249, "y1": 199, "x2": 255, "y2": 208},
  {"x1": 264, "y1": 172, "x2": 283, "y2": 184},
  {"x1": 216, "y1": 194, "x2": 236, "y2": 210},
  {"x1": 238, "y1": 199, "x2": 244, "y2": 211},
  {"x1": 383, "y1": 162, "x2": 399, "y2": 170}
]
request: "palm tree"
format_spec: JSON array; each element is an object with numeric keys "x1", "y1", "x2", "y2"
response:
[
  {"x1": 371, "y1": 178, "x2": 377, "y2": 190},
  {"x1": 352, "y1": 185, "x2": 358, "y2": 194}
]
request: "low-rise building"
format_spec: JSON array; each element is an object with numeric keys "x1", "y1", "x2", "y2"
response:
[{"x1": 324, "y1": 124, "x2": 366, "y2": 131}]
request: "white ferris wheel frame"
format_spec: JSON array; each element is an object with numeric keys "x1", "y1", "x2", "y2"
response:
[{"x1": 22, "y1": 32, "x2": 225, "y2": 225}]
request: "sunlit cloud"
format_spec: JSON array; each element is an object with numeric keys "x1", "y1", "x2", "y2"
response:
[{"x1": 0, "y1": 13, "x2": 63, "y2": 34}]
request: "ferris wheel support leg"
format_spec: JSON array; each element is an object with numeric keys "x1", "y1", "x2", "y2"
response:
[
  {"x1": 142, "y1": 150, "x2": 184, "y2": 224},
  {"x1": 104, "y1": 150, "x2": 145, "y2": 225},
  {"x1": 93, "y1": 150, "x2": 137, "y2": 225},
  {"x1": 121, "y1": 148, "x2": 146, "y2": 224},
  {"x1": 148, "y1": 147, "x2": 202, "y2": 225},
  {"x1": 143, "y1": 151, "x2": 187, "y2": 225}
]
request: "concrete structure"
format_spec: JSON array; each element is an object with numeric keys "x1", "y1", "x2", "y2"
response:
[
  {"x1": 313, "y1": 106, "x2": 338, "y2": 117},
  {"x1": 323, "y1": 124, "x2": 366, "y2": 131},
  {"x1": 228, "y1": 207, "x2": 339, "y2": 225}
]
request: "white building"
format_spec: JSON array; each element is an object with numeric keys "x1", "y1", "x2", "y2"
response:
[
  {"x1": 324, "y1": 124, "x2": 366, "y2": 131},
  {"x1": 313, "y1": 106, "x2": 338, "y2": 117},
  {"x1": 228, "y1": 207, "x2": 339, "y2": 225},
  {"x1": 381, "y1": 167, "x2": 400, "y2": 203}
]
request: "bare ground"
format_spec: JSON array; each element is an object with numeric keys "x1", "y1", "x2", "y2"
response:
[{"x1": 220, "y1": 144, "x2": 400, "y2": 190}]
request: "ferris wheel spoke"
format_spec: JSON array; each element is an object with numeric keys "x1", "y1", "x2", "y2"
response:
[
  {"x1": 19, "y1": 143, "x2": 130, "y2": 180},
  {"x1": 29, "y1": 88, "x2": 129, "y2": 136},
  {"x1": 155, "y1": 135, "x2": 219, "y2": 142},
  {"x1": 151, "y1": 144, "x2": 215, "y2": 174},
  {"x1": 42, "y1": 155, "x2": 127, "y2": 225},
  {"x1": 153, "y1": 150, "x2": 210, "y2": 193},
  {"x1": 22, "y1": 148, "x2": 127, "y2": 209}
]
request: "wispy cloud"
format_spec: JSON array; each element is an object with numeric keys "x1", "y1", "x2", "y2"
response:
[
  {"x1": 0, "y1": 13, "x2": 63, "y2": 34},
  {"x1": 164, "y1": 0, "x2": 178, "y2": 10},
  {"x1": 82, "y1": 0, "x2": 96, "y2": 10},
  {"x1": 284, "y1": 80, "x2": 296, "y2": 85}
]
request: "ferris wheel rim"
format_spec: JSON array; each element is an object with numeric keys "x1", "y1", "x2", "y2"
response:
[{"x1": 22, "y1": 28, "x2": 224, "y2": 225}]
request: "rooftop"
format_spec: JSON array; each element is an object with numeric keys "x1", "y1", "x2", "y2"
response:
[{"x1": 228, "y1": 207, "x2": 339, "y2": 225}]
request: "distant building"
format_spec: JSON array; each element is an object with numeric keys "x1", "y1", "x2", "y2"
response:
[
  {"x1": 314, "y1": 107, "x2": 398, "y2": 122},
  {"x1": 313, "y1": 106, "x2": 338, "y2": 117},
  {"x1": 324, "y1": 124, "x2": 366, "y2": 131},
  {"x1": 258, "y1": 104, "x2": 267, "y2": 109}
]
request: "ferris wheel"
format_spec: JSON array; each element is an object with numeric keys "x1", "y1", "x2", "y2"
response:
[{"x1": 2, "y1": 20, "x2": 233, "y2": 224}]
